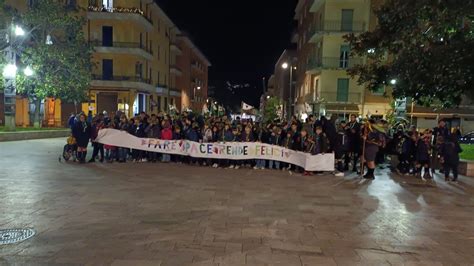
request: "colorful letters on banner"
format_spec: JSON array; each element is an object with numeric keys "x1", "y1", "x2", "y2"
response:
[{"x1": 96, "y1": 129, "x2": 335, "y2": 171}]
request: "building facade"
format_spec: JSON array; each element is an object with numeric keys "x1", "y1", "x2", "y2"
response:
[
  {"x1": 1, "y1": 0, "x2": 210, "y2": 127},
  {"x1": 292, "y1": 0, "x2": 474, "y2": 133},
  {"x1": 176, "y1": 35, "x2": 211, "y2": 112},
  {"x1": 294, "y1": 0, "x2": 374, "y2": 120}
]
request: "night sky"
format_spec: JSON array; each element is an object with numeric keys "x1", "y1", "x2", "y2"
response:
[{"x1": 156, "y1": 0, "x2": 297, "y2": 109}]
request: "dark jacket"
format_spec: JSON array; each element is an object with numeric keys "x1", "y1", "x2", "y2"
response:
[
  {"x1": 145, "y1": 124, "x2": 161, "y2": 139},
  {"x1": 312, "y1": 133, "x2": 328, "y2": 155},
  {"x1": 415, "y1": 139, "x2": 430, "y2": 162},
  {"x1": 241, "y1": 131, "x2": 255, "y2": 142},
  {"x1": 268, "y1": 133, "x2": 282, "y2": 146},
  {"x1": 72, "y1": 121, "x2": 91, "y2": 148},
  {"x1": 185, "y1": 128, "x2": 200, "y2": 142},
  {"x1": 439, "y1": 141, "x2": 462, "y2": 165},
  {"x1": 134, "y1": 123, "x2": 147, "y2": 138}
]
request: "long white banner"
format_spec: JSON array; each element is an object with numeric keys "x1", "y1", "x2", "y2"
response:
[{"x1": 96, "y1": 129, "x2": 335, "y2": 171}]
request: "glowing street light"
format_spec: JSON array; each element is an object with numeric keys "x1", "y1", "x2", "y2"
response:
[
  {"x1": 197, "y1": 86, "x2": 201, "y2": 90},
  {"x1": 3, "y1": 64, "x2": 17, "y2": 79},
  {"x1": 281, "y1": 62, "x2": 289, "y2": 69},
  {"x1": 15, "y1": 25, "x2": 25, "y2": 36},
  {"x1": 24, "y1": 66, "x2": 34, "y2": 77},
  {"x1": 390, "y1": 79, "x2": 397, "y2": 85},
  {"x1": 266, "y1": 95, "x2": 270, "y2": 99}
]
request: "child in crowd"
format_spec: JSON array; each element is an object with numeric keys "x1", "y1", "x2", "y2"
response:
[{"x1": 161, "y1": 120, "x2": 173, "y2": 163}]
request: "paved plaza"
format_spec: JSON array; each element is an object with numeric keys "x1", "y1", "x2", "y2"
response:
[{"x1": 0, "y1": 138, "x2": 473, "y2": 266}]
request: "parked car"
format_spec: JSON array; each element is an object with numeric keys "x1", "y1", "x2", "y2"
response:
[{"x1": 460, "y1": 132, "x2": 474, "y2": 144}]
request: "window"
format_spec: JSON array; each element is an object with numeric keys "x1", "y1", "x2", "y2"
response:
[
  {"x1": 157, "y1": 71, "x2": 160, "y2": 85},
  {"x1": 339, "y1": 45, "x2": 350, "y2": 68},
  {"x1": 102, "y1": 0, "x2": 113, "y2": 10},
  {"x1": 170, "y1": 98, "x2": 174, "y2": 106},
  {"x1": 372, "y1": 86, "x2": 385, "y2": 95},
  {"x1": 341, "y1": 9, "x2": 354, "y2": 31},
  {"x1": 135, "y1": 62, "x2": 143, "y2": 78},
  {"x1": 164, "y1": 97, "x2": 168, "y2": 110},
  {"x1": 133, "y1": 93, "x2": 146, "y2": 114},
  {"x1": 102, "y1": 59, "x2": 113, "y2": 80},
  {"x1": 164, "y1": 75, "x2": 167, "y2": 86},
  {"x1": 28, "y1": 0, "x2": 38, "y2": 8},
  {"x1": 337, "y1": 79, "x2": 349, "y2": 102},
  {"x1": 157, "y1": 96, "x2": 162, "y2": 111},
  {"x1": 102, "y1": 26, "x2": 113, "y2": 47},
  {"x1": 157, "y1": 45, "x2": 160, "y2": 60}
]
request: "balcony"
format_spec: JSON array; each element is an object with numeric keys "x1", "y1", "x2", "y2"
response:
[
  {"x1": 306, "y1": 57, "x2": 363, "y2": 72},
  {"x1": 170, "y1": 65, "x2": 182, "y2": 76},
  {"x1": 307, "y1": 20, "x2": 366, "y2": 43},
  {"x1": 91, "y1": 74, "x2": 154, "y2": 92},
  {"x1": 170, "y1": 43, "x2": 182, "y2": 55},
  {"x1": 87, "y1": 6, "x2": 153, "y2": 32},
  {"x1": 90, "y1": 41, "x2": 153, "y2": 60},
  {"x1": 320, "y1": 91, "x2": 362, "y2": 104},
  {"x1": 310, "y1": 0, "x2": 366, "y2": 13}
]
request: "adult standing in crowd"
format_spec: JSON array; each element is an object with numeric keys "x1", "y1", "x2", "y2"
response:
[{"x1": 72, "y1": 113, "x2": 91, "y2": 164}]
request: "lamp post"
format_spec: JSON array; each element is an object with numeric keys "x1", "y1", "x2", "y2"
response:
[
  {"x1": 193, "y1": 86, "x2": 201, "y2": 110},
  {"x1": 3, "y1": 23, "x2": 29, "y2": 131},
  {"x1": 281, "y1": 62, "x2": 295, "y2": 120}
]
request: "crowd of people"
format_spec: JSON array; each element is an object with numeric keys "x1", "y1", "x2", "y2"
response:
[{"x1": 67, "y1": 110, "x2": 463, "y2": 181}]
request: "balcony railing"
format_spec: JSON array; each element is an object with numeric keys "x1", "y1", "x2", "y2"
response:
[
  {"x1": 320, "y1": 91, "x2": 362, "y2": 104},
  {"x1": 307, "y1": 57, "x2": 363, "y2": 71},
  {"x1": 307, "y1": 20, "x2": 366, "y2": 42},
  {"x1": 87, "y1": 5, "x2": 153, "y2": 25},
  {"x1": 92, "y1": 74, "x2": 151, "y2": 84},
  {"x1": 90, "y1": 40, "x2": 152, "y2": 54}
]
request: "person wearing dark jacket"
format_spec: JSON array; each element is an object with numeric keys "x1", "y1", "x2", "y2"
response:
[
  {"x1": 72, "y1": 113, "x2": 92, "y2": 164},
  {"x1": 415, "y1": 132, "x2": 432, "y2": 179},
  {"x1": 432, "y1": 119, "x2": 450, "y2": 173},
  {"x1": 132, "y1": 118, "x2": 147, "y2": 161},
  {"x1": 439, "y1": 135, "x2": 463, "y2": 182},
  {"x1": 145, "y1": 117, "x2": 161, "y2": 162},
  {"x1": 282, "y1": 130, "x2": 295, "y2": 171},
  {"x1": 268, "y1": 126, "x2": 283, "y2": 170},
  {"x1": 89, "y1": 116, "x2": 105, "y2": 163},
  {"x1": 117, "y1": 115, "x2": 129, "y2": 163},
  {"x1": 346, "y1": 114, "x2": 361, "y2": 172}
]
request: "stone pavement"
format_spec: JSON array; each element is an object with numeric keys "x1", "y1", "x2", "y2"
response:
[{"x1": 0, "y1": 138, "x2": 473, "y2": 266}]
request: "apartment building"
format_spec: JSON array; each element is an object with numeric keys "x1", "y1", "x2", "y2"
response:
[
  {"x1": 176, "y1": 35, "x2": 211, "y2": 112},
  {"x1": 1, "y1": 0, "x2": 210, "y2": 127},
  {"x1": 293, "y1": 0, "x2": 474, "y2": 132},
  {"x1": 295, "y1": 0, "x2": 376, "y2": 119}
]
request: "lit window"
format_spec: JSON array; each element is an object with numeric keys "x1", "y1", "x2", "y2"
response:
[{"x1": 102, "y1": 0, "x2": 113, "y2": 11}]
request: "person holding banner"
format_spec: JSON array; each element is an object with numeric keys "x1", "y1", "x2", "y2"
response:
[
  {"x1": 241, "y1": 126, "x2": 255, "y2": 168},
  {"x1": 161, "y1": 120, "x2": 173, "y2": 163}
]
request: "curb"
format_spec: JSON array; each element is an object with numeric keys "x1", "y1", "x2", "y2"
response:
[{"x1": 0, "y1": 129, "x2": 71, "y2": 142}]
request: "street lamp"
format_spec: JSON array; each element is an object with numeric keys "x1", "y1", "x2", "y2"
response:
[
  {"x1": 281, "y1": 61, "x2": 294, "y2": 120},
  {"x1": 266, "y1": 95, "x2": 271, "y2": 99},
  {"x1": 24, "y1": 66, "x2": 34, "y2": 77},
  {"x1": 3, "y1": 64, "x2": 17, "y2": 79},
  {"x1": 14, "y1": 25, "x2": 25, "y2": 36},
  {"x1": 390, "y1": 79, "x2": 397, "y2": 85}
]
